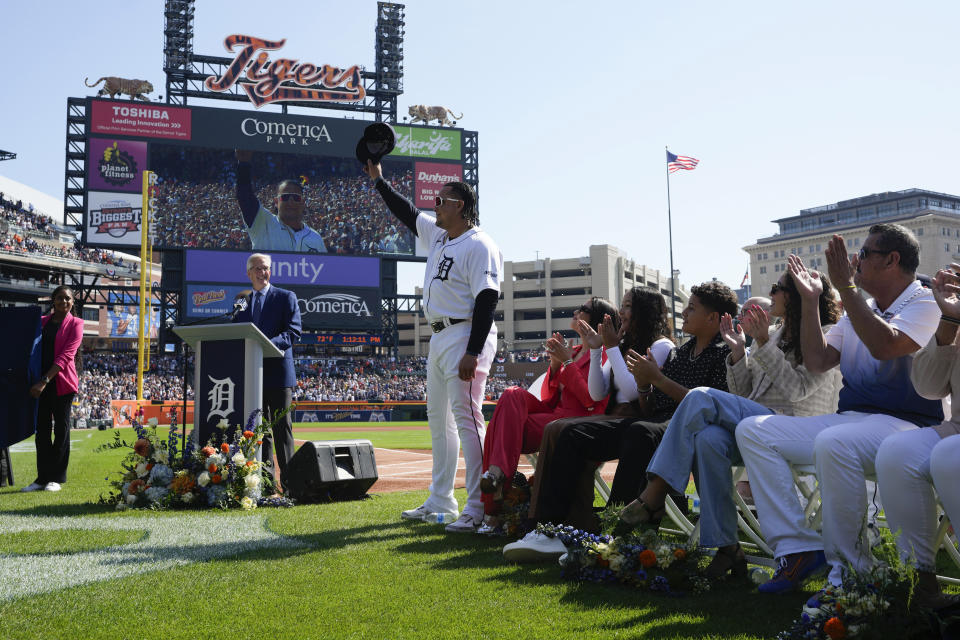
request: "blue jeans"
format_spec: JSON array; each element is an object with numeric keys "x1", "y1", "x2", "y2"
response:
[{"x1": 646, "y1": 387, "x2": 774, "y2": 548}]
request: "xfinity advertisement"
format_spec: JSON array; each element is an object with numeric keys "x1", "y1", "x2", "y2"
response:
[{"x1": 184, "y1": 249, "x2": 380, "y2": 330}]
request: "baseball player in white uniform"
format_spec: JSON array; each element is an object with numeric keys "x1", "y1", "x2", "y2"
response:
[
  {"x1": 235, "y1": 149, "x2": 327, "y2": 253},
  {"x1": 365, "y1": 159, "x2": 502, "y2": 532}
]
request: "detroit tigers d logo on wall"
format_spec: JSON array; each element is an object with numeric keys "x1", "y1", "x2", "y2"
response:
[{"x1": 204, "y1": 35, "x2": 365, "y2": 108}]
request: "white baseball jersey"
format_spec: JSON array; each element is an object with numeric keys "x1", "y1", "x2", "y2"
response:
[
  {"x1": 247, "y1": 205, "x2": 327, "y2": 253},
  {"x1": 415, "y1": 212, "x2": 502, "y2": 322}
]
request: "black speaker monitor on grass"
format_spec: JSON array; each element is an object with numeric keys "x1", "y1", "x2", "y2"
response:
[{"x1": 285, "y1": 439, "x2": 378, "y2": 502}]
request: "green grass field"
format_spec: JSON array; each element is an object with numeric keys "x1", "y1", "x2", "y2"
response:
[{"x1": 0, "y1": 425, "x2": 956, "y2": 639}]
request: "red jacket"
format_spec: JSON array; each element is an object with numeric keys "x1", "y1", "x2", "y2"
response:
[
  {"x1": 40, "y1": 313, "x2": 83, "y2": 395},
  {"x1": 539, "y1": 344, "x2": 609, "y2": 415}
]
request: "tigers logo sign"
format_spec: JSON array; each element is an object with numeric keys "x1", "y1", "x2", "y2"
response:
[{"x1": 204, "y1": 35, "x2": 365, "y2": 108}]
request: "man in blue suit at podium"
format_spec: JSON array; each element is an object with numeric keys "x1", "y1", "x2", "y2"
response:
[{"x1": 233, "y1": 253, "x2": 302, "y2": 493}]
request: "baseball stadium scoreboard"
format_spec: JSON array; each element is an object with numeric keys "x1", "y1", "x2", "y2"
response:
[{"x1": 68, "y1": 2, "x2": 479, "y2": 343}]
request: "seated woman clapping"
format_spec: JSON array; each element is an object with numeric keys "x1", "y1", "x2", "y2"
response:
[
  {"x1": 614, "y1": 268, "x2": 842, "y2": 580},
  {"x1": 479, "y1": 297, "x2": 618, "y2": 530},
  {"x1": 875, "y1": 265, "x2": 960, "y2": 611}
]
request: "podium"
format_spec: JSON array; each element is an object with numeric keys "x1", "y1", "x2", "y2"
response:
[{"x1": 173, "y1": 322, "x2": 282, "y2": 446}]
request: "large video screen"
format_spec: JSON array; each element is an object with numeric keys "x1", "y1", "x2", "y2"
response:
[{"x1": 82, "y1": 98, "x2": 466, "y2": 257}]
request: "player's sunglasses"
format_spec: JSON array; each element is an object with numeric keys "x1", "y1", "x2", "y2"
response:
[
  {"x1": 434, "y1": 196, "x2": 462, "y2": 207},
  {"x1": 279, "y1": 193, "x2": 303, "y2": 202}
]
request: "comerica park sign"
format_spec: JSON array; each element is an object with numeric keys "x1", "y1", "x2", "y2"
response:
[{"x1": 204, "y1": 35, "x2": 365, "y2": 108}]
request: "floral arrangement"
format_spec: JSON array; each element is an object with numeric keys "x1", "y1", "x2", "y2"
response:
[
  {"x1": 490, "y1": 472, "x2": 531, "y2": 537},
  {"x1": 98, "y1": 408, "x2": 293, "y2": 510},
  {"x1": 538, "y1": 520, "x2": 710, "y2": 596},
  {"x1": 775, "y1": 550, "x2": 948, "y2": 640}
]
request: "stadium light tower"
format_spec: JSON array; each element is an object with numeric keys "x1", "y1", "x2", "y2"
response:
[{"x1": 0, "y1": 149, "x2": 16, "y2": 161}]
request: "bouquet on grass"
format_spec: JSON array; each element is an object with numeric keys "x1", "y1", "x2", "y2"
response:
[
  {"x1": 776, "y1": 542, "x2": 952, "y2": 640},
  {"x1": 98, "y1": 407, "x2": 292, "y2": 510},
  {"x1": 540, "y1": 507, "x2": 710, "y2": 596}
]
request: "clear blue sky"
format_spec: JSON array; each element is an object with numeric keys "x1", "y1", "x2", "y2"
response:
[{"x1": 3, "y1": 0, "x2": 959, "y2": 295}]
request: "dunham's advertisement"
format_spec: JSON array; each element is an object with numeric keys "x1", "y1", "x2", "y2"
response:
[
  {"x1": 414, "y1": 162, "x2": 463, "y2": 209},
  {"x1": 85, "y1": 191, "x2": 143, "y2": 247}
]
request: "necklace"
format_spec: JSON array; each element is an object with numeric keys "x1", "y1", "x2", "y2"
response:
[{"x1": 875, "y1": 285, "x2": 926, "y2": 320}]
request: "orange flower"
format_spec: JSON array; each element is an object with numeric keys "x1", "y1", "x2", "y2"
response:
[
  {"x1": 243, "y1": 430, "x2": 255, "y2": 439},
  {"x1": 208, "y1": 463, "x2": 218, "y2": 473},
  {"x1": 256, "y1": 440, "x2": 263, "y2": 446},
  {"x1": 220, "y1": 443, "x2": 230, "y2": 454},
  {"x1": 201, "y1": 446, "x2": 216, "y2": 458},
  {"x1": 638, "y1": 549, "x2": 657, "y2": 568},
  {"x1": 824, "y1": 617, "x2": 846, "y2": 639},
  {"x1": 146, "y1": 463, "x2": 154, "y2": 471},
  {"x1": 170, "y1": 475, "x2": 196, "y2": 495},
  {"x1": 673, "y1": 548, "x2": 686, "y2": 560},
  {"x1": 133, "y1": 439, "x2": 150, "y2": 457},
  {"x1": 128, "y1": 479, "x2": 145, "y2": 494},
  {"x1": 211, "y1": 474, "x2": 222, "y2": 484},
  {"x1": 246, "y1": 461, "x2": 256, "y2": 467}
]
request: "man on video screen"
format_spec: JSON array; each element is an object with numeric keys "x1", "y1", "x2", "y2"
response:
[{"x1": 234, "y1": 149, "x2": 327, "y2": 253}]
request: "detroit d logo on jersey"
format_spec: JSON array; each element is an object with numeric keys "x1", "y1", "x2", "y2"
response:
[{"x1": 434, "y1": 256, "x2": 454, "y2": 281}]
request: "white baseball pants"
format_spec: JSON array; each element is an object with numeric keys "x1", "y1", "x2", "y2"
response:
[
  {"x1": 876, "y1": 428, "x2": 960, "y2": 570},
  {"x1": 736, "y1": 411, "x2": 917, "y2": 585},
  {"x1": 422, "y1": 323, "x2": 496, "y2": 519}
]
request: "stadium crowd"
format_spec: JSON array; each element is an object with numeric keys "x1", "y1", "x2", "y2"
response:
[
  {"x1": 150, "y1": 148, "x2": 416, "y2": 255},
  {"x1": 1, "y1": 193, "x2": 136, "y2": 270},
  {"x1": 71, "y1": 353, "x2": 522, "y2": 417}
]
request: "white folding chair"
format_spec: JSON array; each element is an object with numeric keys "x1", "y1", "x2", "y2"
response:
[{"x1": 791, "y1": 463, "x2": 960, "y2": 585}]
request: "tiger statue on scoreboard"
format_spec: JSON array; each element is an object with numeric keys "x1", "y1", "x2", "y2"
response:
[
  {"x1": 85, "y1": 77, "x2": 155, "y2": 102},
  {"x1": 407, "y1": 105, "x2": 463, "y2": 127}
]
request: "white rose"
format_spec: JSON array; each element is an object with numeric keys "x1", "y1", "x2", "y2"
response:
[
  {"x1": 181, "y1": 492, "x2": 194, "y2": 504},
  {"x1": 125, "y1": 493, "x2": 137, "y2": 505},
  {"x1": 217, "y1": 419, "x2": 230, "y2": 429},
  {"x1": 147, "y1": 417, "x2": 159, "y2": 426},
  {"x1": 197, "y1": 471, "x2": 211, "y2": 487},
  {"x1": 244, "y1": 474, "x2": 261, "y2": 489},
  {"x1": 232, "y1": 452, "x2": 246, "y2": 466},
  {"x1": 135, "y1": 462, "x2": 148, "y2": 477}
]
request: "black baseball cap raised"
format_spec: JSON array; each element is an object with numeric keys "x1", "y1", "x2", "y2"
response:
[{"x1": 355, "y1": 122, "x2": 396, "y2": 164}]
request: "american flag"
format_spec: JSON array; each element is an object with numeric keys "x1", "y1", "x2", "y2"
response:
[
  {"x1": 740, "y1": 268, "x2": 749, "y2": 287},
  {"x1": 667, "y1": 151, "x2": 699, "y2": 173}
]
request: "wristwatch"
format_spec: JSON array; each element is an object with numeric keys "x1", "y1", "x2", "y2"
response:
[{"x1": 40, "y1": 376, "x2": 50, "y2": 384}]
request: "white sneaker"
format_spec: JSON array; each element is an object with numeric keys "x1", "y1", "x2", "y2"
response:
[
  {"x1": 401, "y1": 504, "x2": 431, "y2": 521},
  {"x1": 502, "y1": 531, "x2": 568, "y2": 563},
  {"x1": 20, "y1": 482, "x2": 44, "y2": 493},
  {"x1": 445, "y1": 512, "x2": 482, "y2": 533},
  {"x1": 44, "y1": 482, "x2": 62, "y2": 492}
]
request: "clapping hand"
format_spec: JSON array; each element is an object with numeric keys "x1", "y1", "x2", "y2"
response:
[
  {"x1": 932, "y1": 265, "x2": 960, "y2": 318},
  {"x1": 824, "y1": 234, "x2": 857, "y2": 290},
  {"x1": 625, "y1": 348, "x2": 660, "y2": 387},
  {"x1": 577, "y1": 319, "x2": 603, "y2": 349},
  {"x1": 545, "y1": 332, "x2": 573, "y2": 368},
  {"x1": 720, "y1": 313, "x2": 746, "y2": 360},
  {"x1": 739, "y1": 305, "x2": 772, "y2": 346},
  {"x1": 599, "y1": 314, "x2": 624, "y2": 349},
  {"x1": 787, "y1": 254, "x2": 823, "y2": 302}
]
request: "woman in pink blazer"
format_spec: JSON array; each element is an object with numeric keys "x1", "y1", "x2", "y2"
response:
[{"x1": 22, "y1": 285, "x2": 83, "y2": 492}]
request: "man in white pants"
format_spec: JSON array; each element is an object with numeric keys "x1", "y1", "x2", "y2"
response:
[
  {"x1": 736, "y1": 223, "x2": 942, "y2": 596},
  {"x1": 365, "y1": 159, "x2": 502, "y2": 532},
  {"x1": 875, "y1": 265, "x2": 960, "y2": 611}
]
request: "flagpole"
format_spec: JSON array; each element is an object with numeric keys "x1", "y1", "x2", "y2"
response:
[{"x1": 665, "y1": 147, "x2": 678, "y2": 339}]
